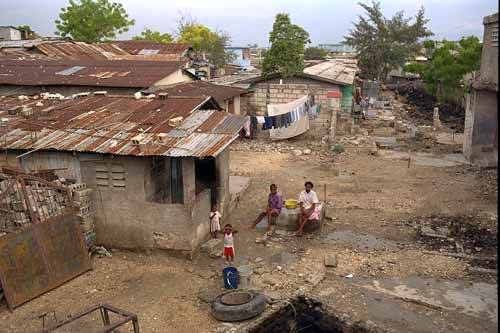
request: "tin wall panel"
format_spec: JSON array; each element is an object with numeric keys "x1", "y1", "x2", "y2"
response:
[{"x1": 0, "y1": 213, "x2": 92, "y2": 310}]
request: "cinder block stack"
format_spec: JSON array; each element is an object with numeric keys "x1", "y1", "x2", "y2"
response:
[
  {"x1": 24, "y1": 182, "x2": 68, "y2": 221},
  {"x1": 69, "y1": 183, "x2": 95, "y2": 249}
]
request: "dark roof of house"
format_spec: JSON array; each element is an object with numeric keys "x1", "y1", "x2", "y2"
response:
[
  {"x1": 0, "y1": 94, "x2": 245, "y2": 157},
  {"x1": 147, "y1": 81, "x2": 247, "y2": 105},
  {"x1": 238, "y1": 72, "x2": 352, "y2": 86},
  {"x1": 0, "y1": 59, "x2": 188, "y2": 88}
]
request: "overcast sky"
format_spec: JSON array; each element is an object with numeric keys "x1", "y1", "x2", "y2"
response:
[{"x1": 0, "y1": 0, "x2": 497, "y2": 46}]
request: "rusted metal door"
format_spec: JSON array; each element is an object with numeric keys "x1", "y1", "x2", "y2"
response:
[{"x1": 0, "y1": 213, "x2": 92, "y2": 310}]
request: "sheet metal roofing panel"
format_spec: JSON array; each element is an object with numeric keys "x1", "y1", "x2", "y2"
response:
[
  {"x1": 304, "y1": 60, "x2": 359, "y2": 85},
  {"x1": 0, "y1": 95, "x2": 243, "y2": 157},
  {"x1": 166, "y1": 132, "x2": 235, "y2": 157},
  {"x1": 212, "y1": 114, "x2": 247, "y2": 134},
  {"x1": 0, "y1": 59, "x2": 185, "y2": 88},
  {"x1": 112, "y1": 41, "x2": 192, "y2": 55},
  {"x1": 150, "y1": 81, "x2": 247, "y2": 106}
]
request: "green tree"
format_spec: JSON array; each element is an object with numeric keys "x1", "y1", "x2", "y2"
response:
[
  {"x1": 133, "y1": 29, "x2": 173, "y2": 44},
  {"x1": 262, "y1": 13, "x2": 310, "y2": 77},
  {"x1": 344, "y1": 1, "x2": 432, "y2": 80},
  {"x1": 304, "y1": 46, "x2": 328, "y2": 60},
  {"x1": 404, "y1": 36, "x2": 482, "y2": 102},
  {"x1": 16, "y1": 25, "x2": 39, "y2": 39},
  {"x1": 177, "y1": 19, "x2": 234, "y2": 68},
  {"x1": 55, "y1": 0, "x2": 135, "y2": 43}
]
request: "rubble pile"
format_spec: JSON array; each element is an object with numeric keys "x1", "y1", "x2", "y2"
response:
[
  {"x1": 396, "y1": 85, "x2": 465, "y2": 131},
  {"x1": 403, "y1": 213, "x2": 498, "y2": 260},
  {"x1": 232, "y1": 139, "x2": 322, "y2": 154}
]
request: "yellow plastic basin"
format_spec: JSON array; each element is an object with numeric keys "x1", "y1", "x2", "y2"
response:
[{"x1": 285, "y1": 199, "x2": 298, "y2": 209}]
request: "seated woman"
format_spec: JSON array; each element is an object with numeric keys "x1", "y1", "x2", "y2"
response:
[
  {"x1": 296, "y1": 181, "x2": 320, "y2": 236},
  {"x1": 250, "y1": 184, "x2": 283, "y2": 235}
]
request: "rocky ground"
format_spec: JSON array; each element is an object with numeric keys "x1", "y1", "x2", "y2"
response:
[{"x1": 0, "y1": 91, "x2": 497, "y2": 333}]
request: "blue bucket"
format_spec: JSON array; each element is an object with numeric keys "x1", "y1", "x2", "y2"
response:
[{"x1": 223, "y1": 266, "x2": 239, "y2": 289}]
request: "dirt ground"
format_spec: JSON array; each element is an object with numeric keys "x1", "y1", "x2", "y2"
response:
[{"x1": 0, "y1": 94, "x2": 497, "y2": 332}]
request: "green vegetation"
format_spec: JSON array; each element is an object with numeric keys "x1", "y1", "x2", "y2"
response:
[
  {"x1": 404, "y1": 36, "x2": 482, "y2": 102},
  {"x1": 177, "y1": 18, "x2": 234, "y2": 68},
  {"x1": 344, "y1": 1, "x2": 432, "y2": 80},
  {"x1": 262, "y1": 13, "x2": 310, "y2": 77},
  {"x1": 304, "y1": 47, "x2": 328, "y2": 60},
  {"x1": 55, "y1": 0, "x2": 135, "y2": 43},
  {"x1": 133, "y1": 29, "x2": 173, "y2": 44}
]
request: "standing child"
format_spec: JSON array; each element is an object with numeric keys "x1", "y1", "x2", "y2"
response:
[
  {"x1": 221, "y1": 224, "x2": 238, "y2": 264},
  {"x1": 209, "y1": 205, "x2": 221, "y2": 238}
]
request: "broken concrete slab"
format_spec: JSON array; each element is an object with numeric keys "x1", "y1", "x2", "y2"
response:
[
  {"x1": 324, "y1": 230, "x2": 399, "y2": 251},
  {"x1": 371, "y1": 136, "x2": 404, "y2": 149},
  {"x1": 359, "y1": 277, "x2": 498, "y2": 324}
]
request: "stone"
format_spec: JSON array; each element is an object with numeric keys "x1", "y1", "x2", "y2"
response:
[
  {"x1": 303, "y1": 149, "x2": 312, "y2": 155},
  {"x1": 324, "y1": 255, "x2": 337, "y2": 268},
  {"x1": 306, "y1": 271, "x2": 325, "y2": 286},
  {"x1": 201, "y1": 238, "x2": 222, "y2": 254},
  {"x1": 292, "y1": 149, "x2": 303, "y2": 156},
  {"x1": 209, "y1": 248, "x2": 223, "y2": 258},
  {"x1": 254, "y1": 257, "x2": 264, "y2": 263}
]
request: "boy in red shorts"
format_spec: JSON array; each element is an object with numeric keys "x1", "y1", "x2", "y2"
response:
[{"x1": 221, "y1": 224, "x2": 238, "y2": 263}]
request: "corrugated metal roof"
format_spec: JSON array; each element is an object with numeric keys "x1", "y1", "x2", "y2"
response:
[
  {"x1": 0, "y1": 95, "x2": 246, "y2": 157},
  {"x1": 0, "y1": 59, "x2": 187, "y2": 88},
  {"x1": 147, "y1": 81, "x2": 247, "y2": 106},
  {"x1": 35, "y1": 41, "x2": 130, "y2": 60},
  {"x1": 303, "y1": 59, "x2": 359, "y2": 85},
  {"x1": 112, "y1": 41, "x2": 192, "y2": 57}
]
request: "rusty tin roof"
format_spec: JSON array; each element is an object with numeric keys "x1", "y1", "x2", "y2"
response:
[
  {"x1": 147, "y1": 81, "x2": 247, "y2": 107},
  {"x1": 0, "y1": 95, "x2": 246, "y2": 158},
  {"x1": 0, "y1": 59, "x2": 187, "y2": 88}
]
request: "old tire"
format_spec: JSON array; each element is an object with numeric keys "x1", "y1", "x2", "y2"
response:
[{"x1": 212, "y1": 290, "x2": 266, "y2": 322}]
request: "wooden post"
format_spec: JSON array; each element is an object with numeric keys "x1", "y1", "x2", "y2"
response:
[{"x1": 323, "y1": 183, "x2": 327, "y2": 203}]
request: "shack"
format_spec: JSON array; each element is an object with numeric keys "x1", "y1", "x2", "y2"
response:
[
  {"x1": 0, "y1": 93, "x2": 246, "y2": 257},
  {"x1": 211, "y1": 59, "x2": 358, "y2": 140}
]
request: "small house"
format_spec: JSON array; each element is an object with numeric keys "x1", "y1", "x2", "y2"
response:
[{"x1": 0, "y1": 94, "x2": 246, "y2": 257}]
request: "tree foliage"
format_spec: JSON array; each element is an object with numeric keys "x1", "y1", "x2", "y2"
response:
[
  {"x1": 55, "y1": 0, "x2": 135, "y2": 43},
  {"x1": 176, "y1": 18, "x2": 234, "y2": 68},
  {"x1": 404, "y1": 36, "x2": 482, "y2": 102},
  {"x1": 262, "y1": 13, "x2": 310, "y2": 77},
  {"x1": 304, "y1": 47, "x2": 328, "y2": 60},
  {"x1": 133, "y1": 29, "x2": 173, "y2": 44},
  {"x1": 344, "y1": 1, "x2": 432, "y2": 80},
  {"x1": 16, "y1": 25, "x2": 39, "y2": 39}
]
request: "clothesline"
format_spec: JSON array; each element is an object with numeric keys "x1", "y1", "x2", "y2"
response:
[{"x1": 249, "y1": 97, "x2": 320, "y2": 131}]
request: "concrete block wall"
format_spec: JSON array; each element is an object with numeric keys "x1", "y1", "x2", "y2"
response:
[
  {"x1": 463, "y1": 89, "x2": 498, "y2": 166},
  {"x1": 80, "y1": 155, "x2": 198, "y2": 257},
  {"x1": 246, "y1": 83, "x2": 341, "y2": 139}
]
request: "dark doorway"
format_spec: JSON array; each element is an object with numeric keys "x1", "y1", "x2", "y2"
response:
[
  {"x1": 195, "y1": 157, "x2": 218, "y2": 207},
  {"x1": 170, "y1": 158, "x2": 184, "y2": 204}
]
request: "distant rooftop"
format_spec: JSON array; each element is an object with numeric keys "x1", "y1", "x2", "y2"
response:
[{"x1": 318, "y1": 43, "x2": 355, "y2": 53}]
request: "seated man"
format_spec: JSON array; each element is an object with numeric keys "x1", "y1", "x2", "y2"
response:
[
  {"x1": 296, "y1": 181, "x2": 320, "y2": 236},
  {"x1": 250, "y1": 184, "x2": 283, "y2": 235}
]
